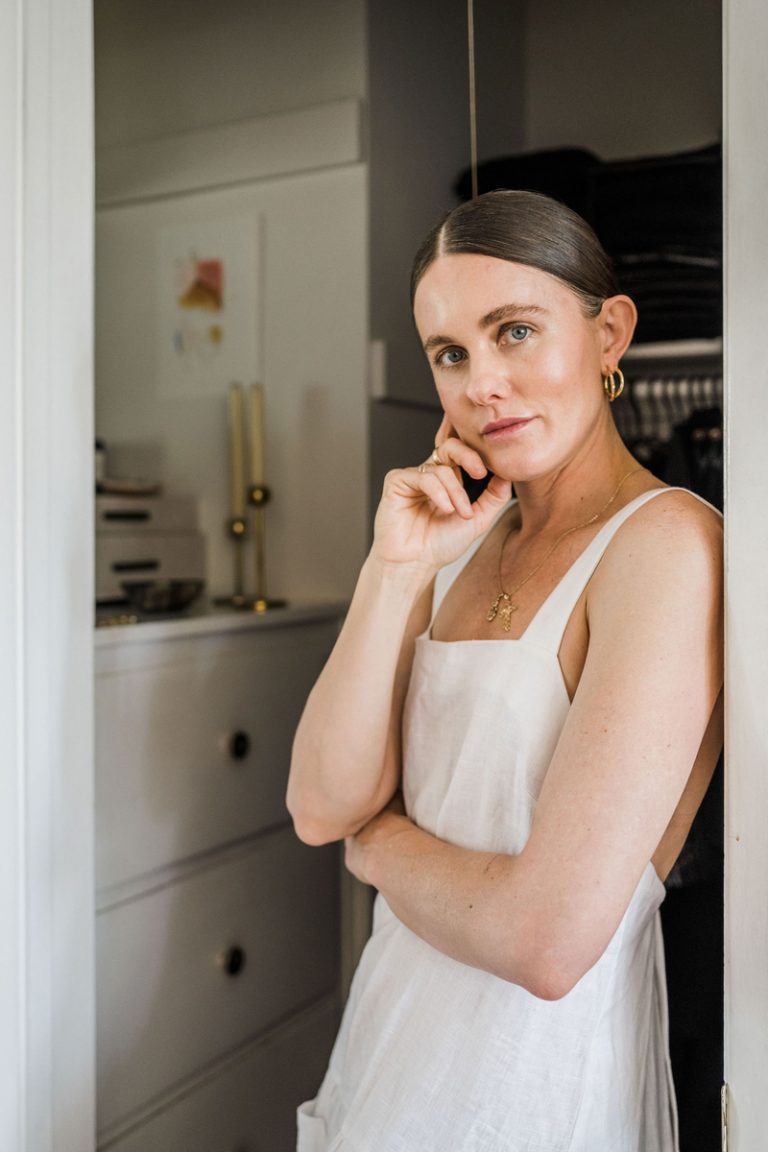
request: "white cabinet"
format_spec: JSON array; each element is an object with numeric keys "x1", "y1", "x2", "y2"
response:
[
  {"x1": 95, "y1": 606, "x2": 343, "y2": 1151},
  {"x1": 102, "y1": 1000, "x2": 339, "y2": 1152}
]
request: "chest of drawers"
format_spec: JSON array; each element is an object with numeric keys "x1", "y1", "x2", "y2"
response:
[{"x1": 95, "y1": 606, "x2": 344, "y2": 1151}]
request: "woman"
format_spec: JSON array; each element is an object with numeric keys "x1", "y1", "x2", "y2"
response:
[{"x1": 287, "y1": 190, "x2": 723, "y2": 1151}]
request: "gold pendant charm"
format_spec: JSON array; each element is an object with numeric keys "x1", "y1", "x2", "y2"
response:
[
  {"x1": 487, "y1": 592, "x2": 517, "y2": 630},
  {"x1": 499, "y1": 600, "x2": 517, "y2": 632}
]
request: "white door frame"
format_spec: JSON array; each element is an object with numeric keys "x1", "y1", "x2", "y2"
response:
[
  {"x1": 723, "y1": 1, "x2": 768, "y2": 1146},
  {"x1": 0, "y1": 1, "x2": 95, "y2": 1149}
]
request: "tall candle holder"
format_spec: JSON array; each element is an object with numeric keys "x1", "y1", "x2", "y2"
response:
[
  {"x1": 246, "y1": 483, "x2": 286, "y2": 612},
  {"x1": 213, "y1": 515, "x2": 249, "y2": 608},
  {"x1": 214, "y1": 381, "x2": 287, "y2": 612},
  {"x1": 214, "y1": 381, "x2": 251, "y2": 608}
]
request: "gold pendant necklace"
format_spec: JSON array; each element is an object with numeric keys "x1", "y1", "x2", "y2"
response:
[{"x1": 487, "y1": 466, "x2": 646, "y2": 632}]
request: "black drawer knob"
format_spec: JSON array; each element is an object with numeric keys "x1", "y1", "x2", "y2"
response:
[
  {"x1": 228, "y1": 731, "x2": 251, "y2": 761},
  {"x1": 219, "y1": 945, "x2": 247, "y2": 977}
]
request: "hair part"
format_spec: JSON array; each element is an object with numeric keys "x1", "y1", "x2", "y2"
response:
[{"x1": 410, "y1": 189, "x2": 619, "y2": 318}]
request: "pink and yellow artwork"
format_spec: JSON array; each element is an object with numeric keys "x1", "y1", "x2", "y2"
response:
[
  {"x1": 176, "y1": 257, "x2": 224, "y2": 311},
  {"x1": 157, "y1": 214, "x2": 260, "y2": 397}
]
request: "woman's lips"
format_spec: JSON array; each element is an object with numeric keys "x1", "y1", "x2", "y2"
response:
[{"x1": 481, "y1": 417, "x2": 535, "y2": 440}]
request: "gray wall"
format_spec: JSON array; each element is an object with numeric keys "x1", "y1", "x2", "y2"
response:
[
  {"x1": 95, "y1": 0, "x2": 367, "y2": 148},
  {"x1": 367, "y1": 0, "x2": 527, "y2": 504},
  {"x1": 524, "y1": 0, "x2": 721, "y2": 158},
  {"x1": 367, "y1": 0, "x2": 527, "y2": 410}
]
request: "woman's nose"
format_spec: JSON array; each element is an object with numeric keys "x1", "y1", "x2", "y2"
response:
[{"x1": 465, "y1": 352, "x2": 511, "y2": 405}]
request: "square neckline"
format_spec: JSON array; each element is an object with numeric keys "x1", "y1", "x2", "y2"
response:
[{"x1": 425, "y1": 487, "x2": 675, "y2": 647}]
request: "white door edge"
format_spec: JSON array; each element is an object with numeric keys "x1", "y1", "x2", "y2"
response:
[
  {"x1": 723, "y1": 0, "x2": 768, "y2": 1146},
  {"x1": 0, "y1": 0, "x2": 95, "y2": 1148}
]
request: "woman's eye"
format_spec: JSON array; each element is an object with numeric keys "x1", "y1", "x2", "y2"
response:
[
  {"x1": 502, "y1": 324, "x2": 531, "y2": 344},
  {"x1": 436, "y1": 347, "x2": 465, "y2": 367}
]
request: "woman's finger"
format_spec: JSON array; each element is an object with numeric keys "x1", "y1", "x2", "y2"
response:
[
  {"x1": 413, "y1": 467, "x2": 473, "y2": 518},
  {"x1": 433, "y1": 437, "x2": 488, "y2": 479},
  {"x1": 432, "y1": 418, "x2": 487, "y2": 478},
  {"x1": 393, "y1": 463, "x2": 472, "y2": 519},
  {"x1": 471, "y1": 473, "x2": 514, "y2": 527},
  {"x1": 434, "y1": 414, "x2": 455, "y2": 447}
]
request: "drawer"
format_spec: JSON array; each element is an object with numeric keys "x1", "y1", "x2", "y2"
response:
[
  {"x1": 96, "y1": 495, "x2": 198, "y2": 534},
  {"x1": 100, "y1": 997, "x2": 338, "y2": 1152},
  {"x1": 96, "y1": 532, "x2": 205, "y2": 602},
  {"x1": 96, "y1": 827, "x2": 340, "y2": 1132},
  {"x1": 95, "y1": 622, "x2": 335, "y2": 890}
]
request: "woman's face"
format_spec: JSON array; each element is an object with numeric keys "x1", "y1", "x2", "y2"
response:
[{"x1": 413, "y1": 253, "x2": 611, "y2": 483}]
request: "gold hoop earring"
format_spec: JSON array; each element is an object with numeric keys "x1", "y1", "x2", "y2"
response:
[{"x1": 603, "y1": 367, "x2": 625, "y2": 402}]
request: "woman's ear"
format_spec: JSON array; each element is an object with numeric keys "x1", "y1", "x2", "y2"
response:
[{"x1": 598, "y1": 294, "x2": 637, "y2": 369}]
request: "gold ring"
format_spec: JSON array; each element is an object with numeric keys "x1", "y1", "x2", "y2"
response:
[{"x1": 418, "y1": 446, "x2": 443, "y2": 473}]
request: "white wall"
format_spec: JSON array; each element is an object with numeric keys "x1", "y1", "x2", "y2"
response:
[
  {"x1": 95, "y1": 0, "x2": 366, "y2": 147},
  {"x1": 95, "y1": 2, "x2": 369, "y2": 603},
  {"x1": 96, "y1": 161, "x2": 367, "y2": 603},
  {"x1": 524, "y1": 0, "x2": 721, "y2": 158}
]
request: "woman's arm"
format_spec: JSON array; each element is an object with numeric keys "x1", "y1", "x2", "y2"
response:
[
  {"x1": 287, "y1": 560, "x2": 434, "y2": 845},
  {"x1": 345, "y1": 492, "x2": 723, "y2": 998},
  {"x1": 287, "y1": 438, "x2": 513, "y2": 845}
]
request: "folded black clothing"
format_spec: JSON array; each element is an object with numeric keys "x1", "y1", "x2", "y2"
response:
[
  {"x1": 617, "y1": 276, "x2": 722, "y2": 302},
  {"x1": 452, "y1": 143, "x2": 723, "y2": 345},
  {"x1": 454, "y1": 147, "x2": 601, "y2": 222},
  {"x1": 614, "y1": 249, "x2": 721, "y2": 271},
  {"x1": 593, "y1": 144, "x2": 722, "y2": 254},
  {"x1": 632, "y1": 311, "x2": 722, "y2": 343}
]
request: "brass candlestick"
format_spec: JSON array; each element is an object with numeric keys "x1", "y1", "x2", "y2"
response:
[
  {"x1": 214, "y1": 515, "x2": 250, "y2": 608},
  {"x1": 246, "y1": 484, "x2": 286, "y2": 612},
  {"x1": 215, "y1": 382, "x2": 286, "y2": 612}
]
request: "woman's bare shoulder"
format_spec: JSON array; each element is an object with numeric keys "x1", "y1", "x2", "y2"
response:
[
  {"x1": 618, "y1": 485, "x2": 721, "y2": 554},
  {"x1": 589, "y1": 486, "x2": 723, "y2": 624}
]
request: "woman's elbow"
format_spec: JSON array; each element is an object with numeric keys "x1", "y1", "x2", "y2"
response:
[
  {"x1": 291, "y1": 815, "x2": 339, "y2": 846},
  {"x1": 520, "y1": 961, "x2": 581, "y2": 1002},
  {"x1": 285, "y1": 790, "x2": 341, "y2": 846},
  {"x1": 497, "y1": 929, "x2": 588, "y2": 1001},
  {"x1": 286, "y1": 782, "x2": 364, "y2": 846}
]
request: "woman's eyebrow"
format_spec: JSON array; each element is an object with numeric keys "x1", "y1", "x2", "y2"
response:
[
  {"x1": 423, "y1": 332, "x2": 455, "y2": 353},
  {"x1": 422, "y1": 303, "x2": 549, "y2": 353},
  {"x1": 480, "y1": 302, "x2": 549, "y2": 327}
]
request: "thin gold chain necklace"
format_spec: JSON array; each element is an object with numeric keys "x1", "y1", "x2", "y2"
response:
[{"x1": 486, "y1": 466, "x2": 646, "y2": 632}]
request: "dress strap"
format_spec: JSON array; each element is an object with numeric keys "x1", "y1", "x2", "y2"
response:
[{"x1": 521, "y1": 487, "x2": 717, "y2": 652}]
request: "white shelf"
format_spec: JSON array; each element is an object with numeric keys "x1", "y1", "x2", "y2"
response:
[
  {"x1": 95, "y1": 600, "x2": 346, "y2": 648},
  {"x1": 624, "y1": 338, "x2": 723, "y2": 362}
]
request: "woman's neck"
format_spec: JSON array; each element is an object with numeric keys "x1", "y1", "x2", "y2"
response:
[{"x1": 511, "y1": 431, "x2": 642, "y2": 540}]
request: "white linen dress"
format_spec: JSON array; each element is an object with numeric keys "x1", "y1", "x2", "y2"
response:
[{"x1": 298, "y1": 488, "x2": 685, "y2": 1152}]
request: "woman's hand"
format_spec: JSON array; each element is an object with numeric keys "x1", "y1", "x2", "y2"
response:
[
  {"x1": 371, "y1": 416, "x2": 512, "y2": 573},
  {"x1": 345, "y1": 792, "x2": 412, "y2": 887}
]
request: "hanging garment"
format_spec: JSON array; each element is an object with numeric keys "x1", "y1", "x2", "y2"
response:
[{"x1": 297, "y1": 488, "x2": 710, "y2": 1152}]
